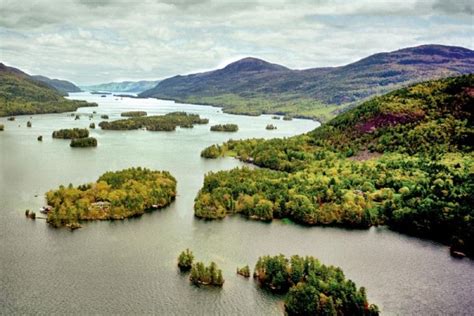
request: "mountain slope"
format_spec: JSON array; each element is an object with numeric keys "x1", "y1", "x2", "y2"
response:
[
  {"x1": 198, "y1": 75, "x2": 474, "y2": 257},
  {"x1": 0, "y1": 63, "x2": 96, "y2": 117},
  {"x1": 82, "y1": 80, "x2": 161, "y2": 93},
  {"x1": 32, "y1": 75, "x2": 82, "y2": 94},
  {"x1": 140, "y1": 45, "x2": 474, "y2": 120}
]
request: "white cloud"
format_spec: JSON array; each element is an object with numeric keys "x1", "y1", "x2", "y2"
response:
[{"x1": 0, "y1": 0, "x2": 472, "y2": 84}]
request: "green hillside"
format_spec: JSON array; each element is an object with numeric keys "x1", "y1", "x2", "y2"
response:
[
  {"x1": 0, "y1": 63, "x2": 96, "y2": 117},
  {"x1": 140, "y1": 45, "x2": 474, "y2": 121},
  {"x1": 197, "y1": 75, "x2": 474, "y2": 257}
]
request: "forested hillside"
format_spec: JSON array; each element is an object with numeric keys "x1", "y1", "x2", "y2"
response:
[
  {"x1": 0, "y1": 63, "x2": 95, "y2": 116},
  {"x1": 140, "y1": 45, "x2": 474, "y2": 121},
  {"x1": 197, "y1": 75, "x2": 474, "y2": 257}
]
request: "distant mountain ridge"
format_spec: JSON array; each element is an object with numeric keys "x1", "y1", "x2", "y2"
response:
[
  {"x1": 32, "y1": 75, "x2": 82, "y2": 94},
  {"x1": 139, "y1": 44, "x2": 474, "y2": 120},
  {"x1": 82, "y1": 80, "x2": 161, "y2": 93}
]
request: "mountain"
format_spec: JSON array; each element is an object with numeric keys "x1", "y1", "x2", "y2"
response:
[
  {"x1": 0, "y1": 63, "x2": 96, "y2": 117},
  {"x1": 82, "y1": 80, "x2": 161, "y2": 93},
  {"x1": 139, "y1": 45, "x2": 474, "y2": 121},
  {"x1": 31, "y1": 75, "x2": 82, "y2": 94},
  {"x1": 199, "y1": 74, "x2": 474, "y2": 257}
]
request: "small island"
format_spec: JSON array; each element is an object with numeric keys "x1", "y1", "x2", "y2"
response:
[
  {"x1": 121, "y1": 111, "x2": 147, "y2": 117},
  {"x1": 113, "y1": 94, "x2": 139, "y2": 98},
  {"x1": 70, "y1": 137, "x2": 97, "y2": 147},
  {"x1": 37, "y1": 135, "x2": 42, "y2": 141},
  {"x1": 27, "y1": 121, "x2": 32, "y2": 127},
  {"x1": 52, "y1": 128, "x2": 89, "y2": 139},
  {"x1": 91, "y1": 91, "x2": 112, "y2": 95},
  {"x1": 210, "y1": 124, "x2": 238, "y2": 132},
  {"x1": 254, "y1": 254, "x2": 379, "y2": 315},
  {"x1": 200, "y1": 144, "x2": 222, "y2": 159},
  {"x1": 99, "y1": 112, "x2": 209, "y2": 131},
  {"x1": 272, "y1": 116, "x2": 280, "y2": 120},
  {"x1": 0, "y1": 124, "x2": 4, "y2": 131},
  {"x1": 44, "y1": 167, "x2": 177, "y2": 228},
  {"x1": 265, "y1": 124, "x2": 277, "y2": 130},
  {"x1": 236, "y1": 265, "x2": 250, "y2": 278},
  {"x1": 25, "y1": 209, "x2": 36, "y2": 219},
  {"x1": 89, "y1": 122, "x2": 95, "y2": 129},
  {"x1": 282, "y1": 115, "x2": 293, "y2": 121},
  {"x1": 190, "y1": 261, "x2": 224, "y2": 287},
  {"x1": 177, "y1": 249, "x2": 194, "y2": 272},
  {"x1": 7, "y1": 117, "x2": 15, "y2": 121},
  {"x1": 101, "y1": 114, "x2": 109, "y2": 119}
]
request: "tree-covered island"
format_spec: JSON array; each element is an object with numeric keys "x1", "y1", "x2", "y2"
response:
[
  {"x1": 52, "y1": 128, "x2": 89, "y2": 139},
  {"x1": 254, "y1": 254, "x2": 379, "y2": 315},
  {"x1": 210, "y1": 123, "x2": 238, "y2": 132},
  {"x1": 98, "y1": 111, "x2": 208, "y2": 131},
  {"x1": 189, "y1": 261, "x2": 224, "y2": 287},
  {"x1": 45, "y1": 167, "x2": 177, "y2": 229},
  {"x1": 70, "y1": 137, "x2": 97, "y2": 147},
  {"x1": 121, "y1": 111, "x2": 147, "y2": 117},
  {"x1": 177, "y1": 249, "x2": 195, "y2": 272}
]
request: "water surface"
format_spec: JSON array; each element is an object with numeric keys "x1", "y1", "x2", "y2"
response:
[{"x1": 1, "y1": 93, "x2": 473, "y2": 315}]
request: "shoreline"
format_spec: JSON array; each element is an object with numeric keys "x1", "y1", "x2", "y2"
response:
[{"x1": 114, "y1": 94, "x2": 323, "y2": 123}]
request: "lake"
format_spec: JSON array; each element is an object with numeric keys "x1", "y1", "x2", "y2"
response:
[{"x1": 1, "y1": 93, "x2": 473, "y2": 315}]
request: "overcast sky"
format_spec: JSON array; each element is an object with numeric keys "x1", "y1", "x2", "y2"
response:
[{"x1": 0, "y1": 0, "x2": 472, "y2": 85}]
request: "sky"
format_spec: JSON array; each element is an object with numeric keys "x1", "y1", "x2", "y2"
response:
[{"x1": 0, "y1": 0, "x2": 472, "y2": 85}]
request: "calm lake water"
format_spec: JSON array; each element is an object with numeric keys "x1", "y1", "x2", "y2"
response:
[{"x1": 1, "y1": 93, "x2": 473, "y2": 315}]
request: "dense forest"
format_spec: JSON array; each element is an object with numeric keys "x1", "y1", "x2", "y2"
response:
[
  {"x1": 98, "y1": 111, "x2": 209, "y2": 131},
  {"x1": 46, "y1": 167, "x2": 176, "y2": 228},
  {"x1": 0, "y1": 63, "x2": 96, "y2": 117},
  {"x1": 196, "y1": 75, "x2": 474, "y2": 257},
  {"x1": 254, "y1": 254, "x2": 379, "y2": 315}
]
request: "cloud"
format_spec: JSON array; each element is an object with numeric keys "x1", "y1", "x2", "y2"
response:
[
  {"x1": 0, "y1": 0, "x2": 472, "y2": 84},
  {"x1": 432, "y1": 0, "x2": 473, "y2": 15}
]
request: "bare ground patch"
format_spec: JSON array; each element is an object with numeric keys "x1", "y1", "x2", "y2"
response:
[{"x1": 348, "y1": 149, "x2": 382, "y2": 161}]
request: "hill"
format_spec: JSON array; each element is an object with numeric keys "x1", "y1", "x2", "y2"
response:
[
  {"x1": 197, "y1": 75, "x2": 474, "y2": 257},
  {"x1": 140, "y1": 45, "x2": 474, "y2": 121},
  {"x1": 32, "y1": 75, "x2": 82, "y2": 94},
  {"x1": 0, "y1": 63, "x2": 96, "y2": 117},
  {"x1": 82, "y1": 80, "x2": 160, "y2": 93}
]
